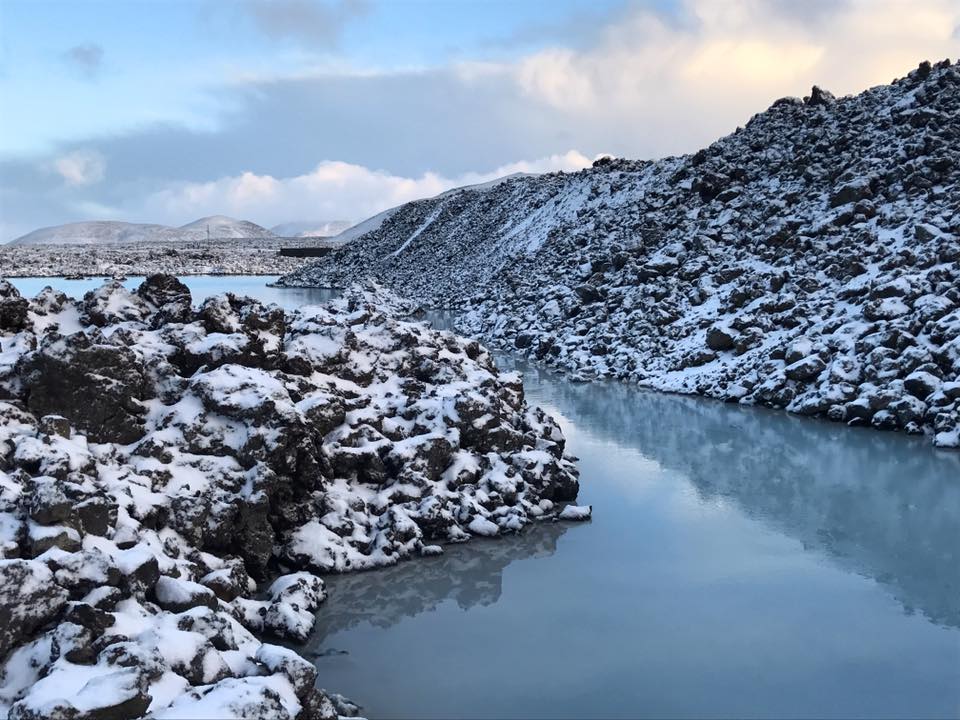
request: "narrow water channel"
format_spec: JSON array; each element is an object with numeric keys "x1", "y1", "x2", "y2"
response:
[{"x1": 9, "y1": 276, "x2": 959, "y2": 719}]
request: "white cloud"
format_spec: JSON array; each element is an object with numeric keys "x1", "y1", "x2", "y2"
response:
[
  {"x1": 53, "y1": 149, "x2": 106, "y2": 186},
  {"x1": 140, "y1": 151, "x2": 591, "y2": 226},
  {"x1": 509, "y1": 0, "x2": 960, "y2": 155},
  {"x1": 7, "y1": 0, "x2": 959, "y2": 239}
]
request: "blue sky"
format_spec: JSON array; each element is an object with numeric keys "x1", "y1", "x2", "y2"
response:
[
  {"x1": 1, "y1": 0, "x2": 633, "y2": 156},
  {"x1": 0, "y1": 0, "x2": 957, "y2": 240}
]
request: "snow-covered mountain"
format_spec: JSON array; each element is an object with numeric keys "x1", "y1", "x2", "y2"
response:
[
  {"x1": 269, "y1": 220, "x2": 353, "y2": 238},
  {"x1": 280, "y1": 59, "x2": 960, "y2": 449},
  {"x1": 8, "y1": 215, "x2": 274, "y2": 245},
  {"x1": 177, "y1": 215, "x2": 274, "y2": 239}
]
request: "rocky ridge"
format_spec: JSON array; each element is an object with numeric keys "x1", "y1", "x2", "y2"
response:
[
  {"x1": 0, "y1": 275, "x2": 583, "y2": 719},
  {"x1": 280, "y1": 60, "x2": 960, "y2": 449}
]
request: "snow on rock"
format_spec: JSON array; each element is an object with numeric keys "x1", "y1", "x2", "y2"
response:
[
  {"x1": 558, "y1": 504, "x2": 592, "y2": 521},
  {"x1": 0, "y1": 274, "x2": 581, "y2": 718},
  {"x1": 0, "y1": 238, "x2": 315, "y2": 278},
  {"x1": 280, "y1": 59, "x2": 960, "y2": 449}
]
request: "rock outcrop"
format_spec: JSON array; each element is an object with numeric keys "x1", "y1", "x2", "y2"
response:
[
  {"x1": 0, "y1": 276, "x2": 582, "y2": 718},
  {"x1": 281, "y1": 59, "x2": 960, "y2": 449}
]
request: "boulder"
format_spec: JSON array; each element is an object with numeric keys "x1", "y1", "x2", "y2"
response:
[
  {"x1": 903, "y1": 370, "x2": 941, "y2": 400},
  {"x1": 153, "y1": 575, "x2": 219, "y2": 613},
  {"x1": 22, "y1": 334, "x2": 149, "y2": 444},
  {"x1": 805, "y1": 85, "x2": 836, "y2": 106},
  {"x1": 706, "y1": 325, "x2": 736, "y2": 352},
  {"x1": 137, "y1": 274, "x2": 193, "y2": 324},
  {"x1": 830, "y1": 178, "x2": 874, "y2": 207},
  {"x1": 0, "y1": 280, "x2": 29, "y2": 332},
  {"x1": 256, "y1": 643, "x2": 318, "y2": 699},
  {"x1": 0, "y1": 559, "x2": 69, "y2": 660},
  {"x1": 785, "y1": 355, "x2": 827, "y2": 382}
]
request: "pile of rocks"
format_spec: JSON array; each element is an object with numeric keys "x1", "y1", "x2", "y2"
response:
[
  {"x1": 281, "y1": 60, "x2": 960, "y2": 449},
  {"x1": 0, "y1": 275, "x2": 582, "y2": 718}
]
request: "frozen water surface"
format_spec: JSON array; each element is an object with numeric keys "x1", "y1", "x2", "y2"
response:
[{"x1": 9, "y1": 277, "x2": 960, "y2": 719}]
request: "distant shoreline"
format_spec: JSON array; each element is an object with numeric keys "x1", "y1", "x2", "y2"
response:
[{"x1": 0, "y1": 238, "x2": 320, "y2": 277}]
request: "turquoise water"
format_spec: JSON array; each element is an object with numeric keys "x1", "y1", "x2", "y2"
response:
[
  {"x1": 9, "y1": 277, "x2": 960, "y2": 719},
  {"x1": 7, "y1": 275, "x2": 338, "y2": 310}
]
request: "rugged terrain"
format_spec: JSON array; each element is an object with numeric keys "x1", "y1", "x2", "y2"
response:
[
  {"x1": 0, "y1": 238, "x2": 316, "y2": 278},
  {"x1": 0, "y1": 276, "x2": 584, "y2": 718},
  {"x1": 281, "y1": 60, "x2": 960, "y2": 449}
]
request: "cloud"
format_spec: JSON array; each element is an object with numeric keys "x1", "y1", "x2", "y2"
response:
[
  {"x1": 3, "y1": 0, "x2": 959, "y2": 241},
  {"x1": 243, "y1": 0, "x2": 368, "y2": 46},
  {"x1": 140, "y1": 151, "x2": 592, "y2": 226},
  {"x1": 63, "y1": 44, "x2": 104, "y2": 78},
  {"x1": 53, "y1": 149, "x2": 105, "y2": 186},
  {"x1": 510, "y1": 0, "x2": 959, "y2": 137},
  {"x1": 70, "y1": 200, "x2": 123, "y2": 218}
]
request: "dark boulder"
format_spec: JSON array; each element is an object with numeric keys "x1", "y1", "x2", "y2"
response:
[
  {"x1": 0, "y1": 280, "x2": 29, "y2": 332},
  {"x1": 0, "y1": 559, "x2": 69, "y2": 660},
  {"x1": 706, "y1": 325, "x2": 736, "y2": 351},
  {"x1": 805, "y1": 85, "x2": 836, "y2": 106},
  {"x1": 137, "y1": 274, "x2": 193, "y2": 324},
  {"x1": 21, "y1": 334, "x2": 149, "y2": 444}
]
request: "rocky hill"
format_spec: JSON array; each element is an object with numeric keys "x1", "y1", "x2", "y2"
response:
[
  {"x1": 280, "y1": 59, "x2": 960, "y2": 449},
  {"x1": 9, "y1": 216, "x2": 275, "y2": 246}
]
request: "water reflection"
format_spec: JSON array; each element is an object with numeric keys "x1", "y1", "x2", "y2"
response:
[
  {"x1": 307, "y1": 522, "x2": 571, "y2": 647},
  {"x1": 511, "y1": 358, "x2": 960, "y2": 630},
  {"x1": 7, "y1": 276, "x2": 340, "y2": 312}
]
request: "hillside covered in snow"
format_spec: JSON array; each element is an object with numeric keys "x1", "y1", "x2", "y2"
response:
[
  {"x1": 9, "y1": 216, "x2": 275, "y2": 246},
  {"x1": 280, "y1": 59, "x2": 960, "y2": 449}
]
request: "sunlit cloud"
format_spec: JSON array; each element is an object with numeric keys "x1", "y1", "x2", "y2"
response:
[
  {"x1": 511, "y1": 0, "x2": 959, "y2": 140},
  {"x1": 53, "y1": 149, "x2": 105, "y2": 186},
  {"x1": 3, "y1": 0, "x2": 958, "y2": 239},
  {"x1": 140, "y1": 151, "x2": 592, "y2": 226}
]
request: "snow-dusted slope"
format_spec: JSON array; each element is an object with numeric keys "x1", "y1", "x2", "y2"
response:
[
  {"x1": 179, "y1": 215, "x2": 274, "y2": 239},
  {"x1": 270, "y1": 220, "x2": 353, "y2": 238},
  {"x1": 9, "y1": 221, "x2": 171, "y2": 246},
  {"x1": 281, "y1": 59, "x2": 960, "y2": 448},
  {"x1": 9, "y1": 216, "x2": 274, "y2": 246}
]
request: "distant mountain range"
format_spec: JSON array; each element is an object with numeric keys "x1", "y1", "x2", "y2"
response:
[
  {"x1": 8, "y1": 215, "x2": 356, "y2": 246},
  {"x1": 8, "y1": 215, "x2": 273, "y2": 246},
  {"x1": 269, "y1": 220, "x2": 353, "y2": 238}
]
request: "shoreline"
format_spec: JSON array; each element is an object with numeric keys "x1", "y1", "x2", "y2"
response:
[{"x1": 0, "y1": 276, "x2": 589, "y2": 719}]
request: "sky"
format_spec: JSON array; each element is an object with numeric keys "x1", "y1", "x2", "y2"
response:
[{"x1": 0, "y1": 0, "x2": 958, "y2": 241}]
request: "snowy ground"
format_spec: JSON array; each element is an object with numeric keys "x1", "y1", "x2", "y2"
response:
[
  {"x1": 0, "y1": 276, "x2": 586, "y2": 719},
  {"x1": 0, "y1": 239, "x2": 318, "y2": 278}
]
